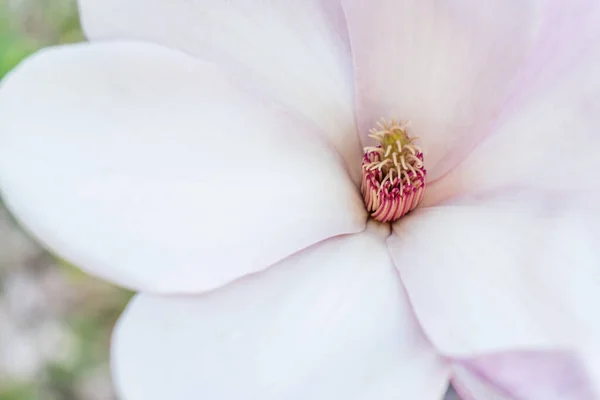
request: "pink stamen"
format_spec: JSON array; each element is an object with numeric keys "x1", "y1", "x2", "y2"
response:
[{"x1": 360, "y1": 125, "x2": 427, "y2": 222}]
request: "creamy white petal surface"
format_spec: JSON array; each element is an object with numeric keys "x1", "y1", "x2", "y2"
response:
[
  {"x1": 78, "y1": 0, "x2": 362, "y2": 179},
  {"x1": 0, "y1": 42, "x2": 366, "y2": 293},
  {"x1": 388, "y1": 193, "x2": 600, "y2": 386},
  {"x1": 425, "y1": 3, "x2": 600, "y2": 205},
  {"x1": 112, "y1": 222, "x2": 449, "y2": 400},
  {"x1": 342, "y1": 0, "x2": 539, "y2": 180}
]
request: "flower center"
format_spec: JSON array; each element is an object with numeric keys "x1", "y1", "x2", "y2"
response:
[{"x1": 360, "y1": 119, "x2": 426, "y2": 223}]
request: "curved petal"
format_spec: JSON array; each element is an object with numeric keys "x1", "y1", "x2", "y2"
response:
[
  {"x1": 452, "y1": 351, "x2": 597, "y2": 400},
  {"x1": 0, "y1": 42, "x2": 366, "y2": 293},
  {"x1": 342, "y1": 0, "x2": 540, "y2": 180},
  {"x1": 425, "y1": 2, "x2": 600, "y2": 206},
  {"x1": 78, "y1": 0, "x2": 362, "y2": 179},
  {"x1": 452, "y1": 368, "x2": 512, "y2": 400},
  {"x1": 388, "y1": 192, "x2": 600, "y2": 389},
  {"x1": 112, "y1": 222, "x2": 449, "y2": 400}
]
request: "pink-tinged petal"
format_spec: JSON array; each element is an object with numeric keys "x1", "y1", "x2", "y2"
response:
[
  {"x1": 388, "y1": 192, "x2": 600, "y2": 387},
  {"x1": 78, "y1": 0, "x2": 363, "y2": 179},
  {"x1": 452, "y1": 369, "x2": 512, "y2": 400},
  {"x1": 112, "y1": 222, "x2": 449, "y2": 400},
  {"x1": 425, "y1": 2, "x2": 600, "y2": 206},
  {"x1": 342, "y1": 0, "x2": 539, "y2": 180},
  {"x1": 453, "y1": 351, "x2": 597, "y2": 400},
  {"x1": 0, "y1": 42, "x2": 366, "y2": 294}
]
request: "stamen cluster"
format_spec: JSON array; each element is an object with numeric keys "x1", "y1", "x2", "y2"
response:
[{"x1": 360, "y1": 119, "x2": 426, "y2": 223}]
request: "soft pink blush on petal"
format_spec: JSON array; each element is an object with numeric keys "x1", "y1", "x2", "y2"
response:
[
  {"x1": 389, "y1": 191, "x2": 600, "y2": 395},
  {"x1": 342, "y1": 0, "x2": 539, "y2": 181},
  {"x1": 493, "y1": 0, "x2": 600, "y2": 121},
  {"x1": 424, "y1": 0, "x2": 600, "y2": 206},
  {"x1": 452, "y1": 369, "x2": 513, "y2": 400},
  {"x1": 452, "y1": 351, "x2": 597, "y2": 400}
]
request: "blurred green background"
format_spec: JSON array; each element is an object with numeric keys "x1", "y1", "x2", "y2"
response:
[{"x1": 0, "y1": 2, "x2": 131, "y2": 399}]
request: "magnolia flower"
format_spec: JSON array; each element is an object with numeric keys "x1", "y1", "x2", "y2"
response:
[{"x1": 1, "y1": 1, "x2": 600, "y2": 399}]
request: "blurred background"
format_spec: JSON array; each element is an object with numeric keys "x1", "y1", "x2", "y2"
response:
[{"x1": 0, "y1": 3, "x2": 132, "y2": 399}]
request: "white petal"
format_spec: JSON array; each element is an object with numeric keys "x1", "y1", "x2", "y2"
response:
[
  {"x1": 112, "y1": 222, "x2": 449, "y2": 400},
  {"x1": 425, "y1": 2, "x2": 600, "y2": 205},
  {"x1": 388, "y1": 191, "x2": 600, "y2": 395},
  {"x1": 342, "y1": 0, "x2": 540, "y2": 180},
  {"x1": 453, "y1": 367, "x2": 512, "y2": 400},
  {"x1": 78, "y1": 0, "x2": 362, "y2": 179},
  {"x1": 452, "y1": 351, "x2": 598, "y2": 400},
  {"x1": 389, "y1": 192, "x2": 600, "y2": 356},
  {"x1": 0, "y1": 42, "x2": 366, "y2": 293}
]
